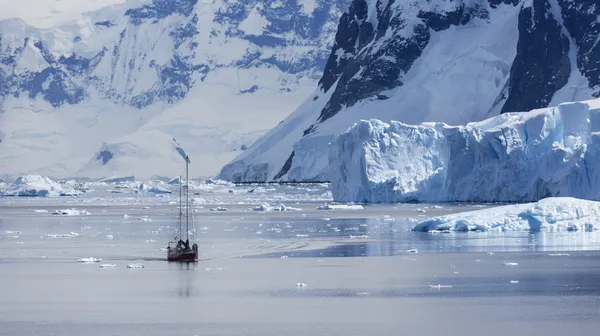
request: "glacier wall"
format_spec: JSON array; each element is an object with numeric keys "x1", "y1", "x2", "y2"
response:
[{"x1": 330, "y1": 99, "x2": 600, "y2": 203}]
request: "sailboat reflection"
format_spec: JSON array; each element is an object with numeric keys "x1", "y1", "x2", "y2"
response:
[{"x1": 169, "y1": 261, "x2": 197, "y2": 297}]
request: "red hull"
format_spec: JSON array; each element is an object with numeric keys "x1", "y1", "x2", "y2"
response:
[{"x1": 167, "y1": 251, "x2": 198, "y2": 262}]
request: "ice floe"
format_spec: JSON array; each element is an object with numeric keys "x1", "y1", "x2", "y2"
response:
[
  {"x1": 412, "y1": 197, "x2": 600, "y2": 232},
  {"x1": 52, "y1": 208, "x2": 90, "y2": 216}
]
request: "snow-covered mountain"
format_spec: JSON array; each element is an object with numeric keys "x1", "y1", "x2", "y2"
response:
[
  {"x1": 219, "y1": 0, "x2": 600, "y2": 182},
  {"x1": 0, "y1": 0, "x2": 350, "y2": 180}
]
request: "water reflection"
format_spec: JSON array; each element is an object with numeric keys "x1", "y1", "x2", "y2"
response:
[
  {"x1": 169, "y1": 262, "x2": 196, "y2": 297},
  {"x1": 246, "y1": 226, "x2": 600, "y2": 258}
]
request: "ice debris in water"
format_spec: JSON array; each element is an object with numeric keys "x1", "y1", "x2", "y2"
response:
[
  {"x1": 99, "y1": 264, "x2": 117, "y2": 268},
  {"x1": 138, "y1": 216, "x2": 152, "y2": 222},
  {"x1": 127, "y1": 263, "x2": 145, "y2": 268},
  {"x1": 47, "y1": 232, "x2": 80, "y2": 238},
  {"x1": 78, "y1": 257, "x2": 102, "y2": 263},
  {"x1": 429, "y1": 285, "x2": 453, "y2": 289},
  {"x1": 210, "y1": 207, "x2": 228, "y2": 212},
  {"x1": 548, "y1": 253, "x2": 570, "y2": 256},
  {"x1": 252, "y1": 203, "x2": 301, "y2": 211},
  {"x1": 33, "y1": 209, "x2": 48, "y2": 213},
  {"x1": 510, "y1": 280, "x2": 519, "y2": 284},
  {"x1": 52, "y1": 209, "x2": 90, "y2": 216},
  {"x1": 503, "y1": 262, "x2": 519, "y2": 266},
  {"x1": 296, "y1": 283, "x2": 307, "y2": 288}
]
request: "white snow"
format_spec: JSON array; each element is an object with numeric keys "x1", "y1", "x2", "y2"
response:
[
  {"x1": 0, "y1": 0, "x2": 346, "y2": 181},
  {"x1": 0, "y1": 0, "x2": 130, "y2": 29},
  {"x1": 238, "y1": 5, "x2": 270, "y2": 36},
  {"x1": 412, "y1": 197, "x2": 600, "y2": 232},
  {"x1": 330, "y1": 99, "x2": 600, "y2": 203},
  {"x1": 299, "y1": 0, "x2": 317, "y2": 15}
]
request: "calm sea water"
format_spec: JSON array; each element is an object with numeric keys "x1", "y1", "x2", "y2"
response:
[{"x1": 1, "y1": 191, "x2": 599, "y2": 336}]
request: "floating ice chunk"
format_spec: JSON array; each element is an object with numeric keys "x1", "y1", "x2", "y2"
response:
[
  {"x1": 503, "y1": 262, "x2": 519, "y2": 266},
  {"x1": 5, "y1": 231, "x2": 22, "y2": 234},
  {"x1": 33, "y1": 209, "x2": 48, "y2": 213},
  {"x1": 78, "y1": 257, "x2": 102, "y2": 263},
  {"x1": 123, "y1": 214, "x2": 130, "y2": 219},
  {"x1": 47, "y1": 232, "x2": 80, "y2": 238},
  {"x1": 148, "y1": 186, "x2": 172, "y2": 194},
  {"x1": 138, "y1": 216, "x2": 152, "y2": 222},
  {"x1": 510, "y1": 280, "x2": 519, "y2": 284},
  {"x1": 548, "y1": 253, "x2": 570, "y2": 256},
  {"x1": 127, "y1": 263, "x2": 145, "y2": 268},
  {"x1": 99, "y1": 264, "x2": 117, "y2": 268},
  {"x1": 210, "y1": 207, "x2": 228, "y2": 212},
  {"x1": 144, "y1": 239, "x2": 156, "y2": 243},
  {"x1": 253, "y1": 203, "x2": 302, "y2": 211},
  {"x1": 412, "y1": 197, "x2": 600, "y2": 232},
  {"x1": 316, "y1": 204, "x2": 364, "y2": 210},
  {"x1": 3, "y1": 175, "x2": 62, "y2": 197},
  {"x1": 101, "y1": 176, "x2": 135, "y2": 183},
  {"x1": 296, "y1": 283, "x2": 307, "y2": 288},
  {"x1": 106, "y1": 235, "x2": 114, "y2": 240},
  {"x1": 52, "y1": 209, "x2": 90, "y2": 216},
  {"x1": 429, "y1": 285, "x2": 453, "y2": 289}
]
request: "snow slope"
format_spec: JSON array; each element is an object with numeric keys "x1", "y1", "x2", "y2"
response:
[
  {"x1": 411, "y1": 197, "x2": 600, "y2": 232},
  {"x1": 220, "y1": 0, "x2": 600, "y2": 182},
  {"x1": 0, "y1": 0, "x2": 129, "y2": 29},
  {"x1": 0, "y1": 0, "x2": 350, "y2": 180},
  {"x1": 330, "y1": 99, "x2": 600, "y2": 203}
]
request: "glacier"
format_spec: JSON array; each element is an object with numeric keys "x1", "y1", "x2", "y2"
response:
[
  {"x1": 411, "y1": 197, "x2": 600, "y2": 232},
  {"x1": 0, "y1": 0, "x2": 350, "y2": 180},
  {"x1": 330, "y1": 99, "x2": 600, "y2": 203},
  {"x1": 220, "y1": 0, "x2": 600, "y2": 182}
]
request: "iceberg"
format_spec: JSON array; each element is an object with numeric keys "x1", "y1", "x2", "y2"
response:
[
  {"x1": 330, "y1": 99, "x2": 600, "y2": 203},
  {"x1": 411, "y1": 197, "x2": 600, "y2": 232},
  {"x1": 2, "y1": 175, "x2": 62, "y2": 197}
]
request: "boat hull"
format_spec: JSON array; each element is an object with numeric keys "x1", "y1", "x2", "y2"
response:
[{"x1": 167, "y1": 251, "x2": 198, "y2": 262}]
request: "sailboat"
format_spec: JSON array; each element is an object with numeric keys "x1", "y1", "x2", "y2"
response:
[{"x1": 166, "y1": 155, "x2": 198, "y2": 262}]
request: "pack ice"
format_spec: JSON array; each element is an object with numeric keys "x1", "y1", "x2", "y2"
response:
[
  {"x1": 412, "y1": 197, "x2": 600, "y2": 232},
  {"x1": 330, "y1": 99, "x2": 600, "y2": 203}
]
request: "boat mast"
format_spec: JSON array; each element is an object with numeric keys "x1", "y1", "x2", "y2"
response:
[
  {"x1": 185, "y1": 155, "x2": 190, "y2": 241},
  {"x1": 178, "y1": 175, "x2": 182, "y2": 240}
]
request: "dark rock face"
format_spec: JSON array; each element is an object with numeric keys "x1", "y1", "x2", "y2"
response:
[
  {"x1": 96, "y1": 150, "x2": 114, "y2": 165},
  {"x1": 558, "y1": 0, "x2": 600, "y2": 96},
  {"x1": 501, "y1": 0, "x2": 570, "y2": 113},
  {"x1": 313, "y1": 0, "x2": 502, "y2": 128},
  {"x1": 125, "y1": 0, "x2": 198, "y2": 25}
]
